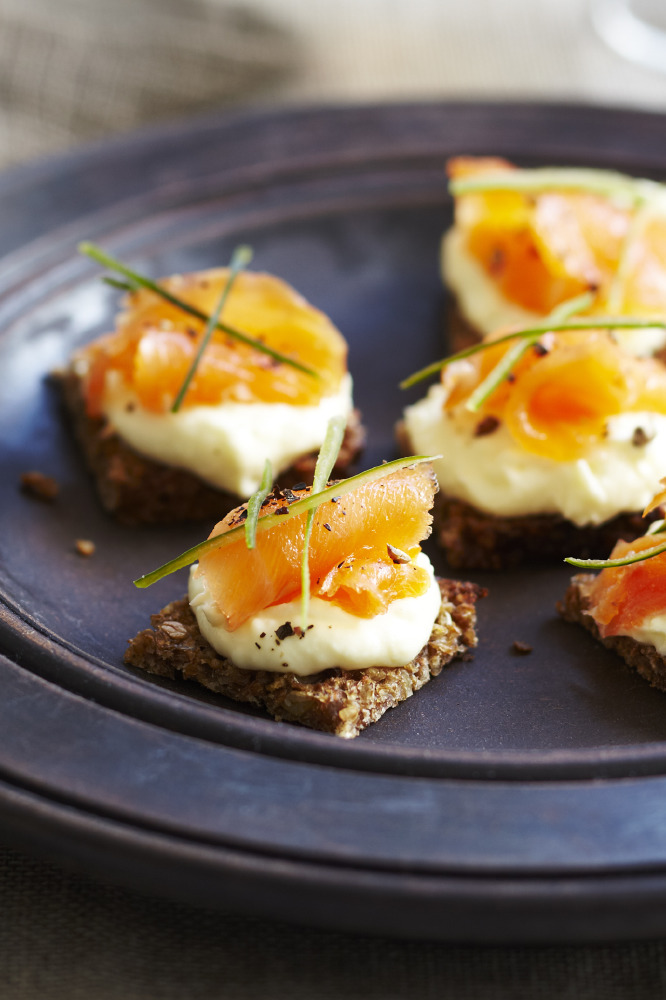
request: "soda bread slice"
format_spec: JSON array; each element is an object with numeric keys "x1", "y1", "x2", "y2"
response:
[{"x1": 124, "y1": 578, "x2": 485, "y2": 738}]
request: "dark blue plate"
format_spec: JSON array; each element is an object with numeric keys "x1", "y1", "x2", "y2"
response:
[{"x1": 3, "y1": 103, "x2": 666, "y2": 942}]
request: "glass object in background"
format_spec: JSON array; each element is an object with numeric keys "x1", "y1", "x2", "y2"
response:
[{"x1": 591, "y1": 0, "x2": 666, "y2": 73}]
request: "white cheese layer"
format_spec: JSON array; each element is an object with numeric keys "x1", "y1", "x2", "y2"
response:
[
  {"x1": 441, "y1": 227, "x2": 666, "y2": 357},
  {"x1": 102, "y1": 372, "x2": 353, "y2": 497},
  {"x1": 404, "y1": 383, "x2": 666, "y2": 525},
  {"x1": 188, "y1": 553, "x2": 443, "y2": 676}
]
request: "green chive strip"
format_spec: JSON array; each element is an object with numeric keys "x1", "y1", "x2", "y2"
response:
[
  {"x1": 103, "y1": 276, "x2": 139, "y2": 293},
  {"x1": 79, "y1": 241, "x2": 319, "y2": 380},
  {"x1": 565, "y1": 538, "x2": 666, "y2": 570},
  {"x1": 399, "y1": 318, "x2": 666, "y2": 390},
  {"x1": 604, "y1": 199, "x2": 653, "y2": 314},
  {"x1": 171, "y1": 245, "x2": 252, "y2": 412},
  {"x1": 300, "y1": 416, "x2": 346, "y2": 629},
  {"x1": 464, "y1": 337, "x2": 532, "y2": 414},
  {"x1": 449, "y1": 168, "x2": 659, "y2": 204},
  {"x1": 244, "y1": 459, "x2": 273, "y2": 550},
  {"x1": 547, "y1": 291, "x2": 598, "y2": 325},
  {"x1": 133, "y1": 454, "x2": 436, "y2": 589},
  {"x1": 464, "y1": 291, "x2": 595, "y2": 413}
]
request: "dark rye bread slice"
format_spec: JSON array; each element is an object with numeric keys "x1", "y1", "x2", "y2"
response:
[
  {"x1": 559, "y1": 574, "x2": 666, "y2": 693},
  {"x1": 396, "y1": 421, "x2": 659, "y2": 571},
  {"x1": 436, "y1": 495, "x2": 656, "y2": 571},
  {"x1": 124, "y1": 579, "x2": 485, "y2": 738},
  {"x1": 57, "y1": 368, "x2": 365, "y2": 526}
]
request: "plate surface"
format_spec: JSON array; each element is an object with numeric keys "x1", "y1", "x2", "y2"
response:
[{"x1": 4, "y1": 102, "x2": 666, "y2": 942}]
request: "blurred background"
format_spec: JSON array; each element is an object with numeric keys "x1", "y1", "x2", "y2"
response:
[{"x1": 2, "y1": 0, "x2": 666, "y2": 170}]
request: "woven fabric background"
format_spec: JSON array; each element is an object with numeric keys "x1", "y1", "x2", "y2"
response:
[
  {"x1": 3, "y1": 1, "x2": 666, "y2": 996},
  {"x1": 2, "y1": 0, "x2": 666, "y2": 168},
  {"x1": 0, "y1": 0, "x2": 299, "y2": 166},
  {"x1": 2, "y1": 842, "x2": 666, "y2": 1000}
]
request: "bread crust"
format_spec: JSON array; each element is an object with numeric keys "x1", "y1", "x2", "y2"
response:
[
  {"x1": 57, "y1": 368, "x2": 365, "y2": 525},
  {"x1": 558, "y1": 575, "x2": 666, "y2": 693},
  {"x1": 124, "y1": 578, "x2": 485, "y2": 738},
  {"x1": 434, "y1": 494, "x2": 655, "y2": 570}
]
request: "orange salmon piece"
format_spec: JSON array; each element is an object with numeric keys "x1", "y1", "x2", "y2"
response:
[
  {"x1": 622, "y1": 216, "x2": 666, "y2": 314},
  {"x1": 442, "y1": 330, "x2": 666, "y2": 462},
  {"x1": 197, "y1": 464, "x2": 437, "y2": 630},
  {"x1": 79, "y1": 269, "x2": 348, "y2": 416},
  {"x1": 447, "y1": 157, "x2": 643, "y2": 315},
  {"x1": 586, "y1": 534, "x2": 666, "y2": 637}
]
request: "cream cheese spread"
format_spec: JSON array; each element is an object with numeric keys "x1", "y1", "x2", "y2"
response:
[
  {"x1": 404, "y1": 383, "x2": 666, "y2": 525},
  {"x1": 102, "y1": 371, "x2": 354, "y2": 496},
  {"x1": 613, "y1": 613, "x2": 666, "y2": 657},
  {"x1": 441, "y1": 227, "x2": 666, "y2": 357},
  {"x1": 188, "y1": 552, "x2": 443, "y2": 676}
]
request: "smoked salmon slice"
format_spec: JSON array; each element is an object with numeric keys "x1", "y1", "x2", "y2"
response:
[
  {"x1": 196, "y1": 463, "x2": 438, "y2": 630},
  {"x1": 584, "y1": 533, "x2": 666, "y2": 638},
  {"x1": 79, "y1": 268, "x2": 348, "y2": 417},
  {"x1": 448, "y1": 157, "x2": 666, "y2": 318},
  {"x1": 442, "y1": 329, "x2": 666, "y2": 462}
]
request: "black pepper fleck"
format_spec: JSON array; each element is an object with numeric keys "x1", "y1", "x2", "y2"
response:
[
  {"x1": 474, "y1": 415, "x2": 500, "y2": 438},
  {"x1": 276, "y1": 622, "x2": 295, "y2": 641}
]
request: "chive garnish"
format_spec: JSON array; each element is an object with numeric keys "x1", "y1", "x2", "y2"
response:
[
  {"x1": 449, "y1": 167, "x2": 659, "y2": 204},
  {"x1": 171, "y1": 245, "x2": 252, "y2": 412},
  {"x1": 464, "y1": 291, "x2": 595, "y2": 413},
  {"x1": 103, "y1": 276, "x2": 139, "y2": 293},
  {"x1": 565, "y1": 538, "x2": 666, "y2": 570},
  {"x1": 133, "y1": 454, "x2": 436, "y2": 589},
  {"x1": 399, "y1": 318, "x2": 666, "y2": 390},
  {"x1": 244, "y1": 459, "x2": 273, "y2": 550},
  {"x1": 300, "y1": 416, "x2": 346, "y2": 629},
  {"x1": 604, "y1": 199, "x2": 654, "y2": 314},
  {"x1": 565, "y1": 514, "x2": 666, "y2": 569},
  {"x1": 78, "y1": 241, "x2": 320, "y2": 380}
]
